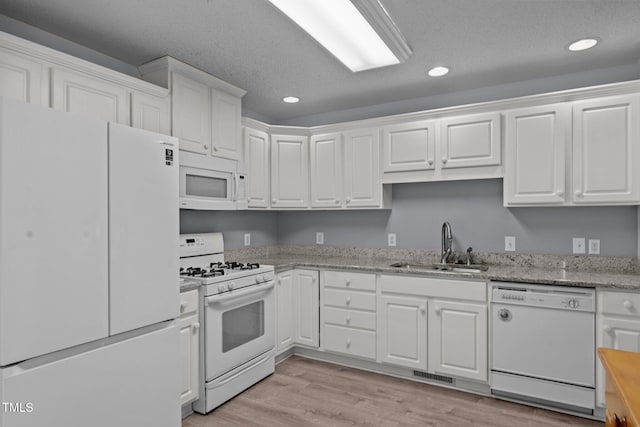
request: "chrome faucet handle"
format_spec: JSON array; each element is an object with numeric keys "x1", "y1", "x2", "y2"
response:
[{"x1": 465, "y1": 247, "x2": 473, "y2": 265}]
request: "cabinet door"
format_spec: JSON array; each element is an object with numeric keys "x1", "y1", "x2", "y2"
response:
[
  {"x1": 131, "y1": 91, "x2": 170, "y2": 135},
  {"x1": 270, "y1": 134, "x2": 309, "y2": 208},
  {"x1": 382, "y1": 120, "x2": 436, "y2": 172},
  {"x1": 294, "y1": 270, "x2": 319, "y2": 347},
  {"x1": 504, "y1": 104, "x2": 570, "y2": 205},
  {"x1": 573, "y1": 95, "x2": 640, "y2": 204},
  {"x1": 0, "y1": 49, "x2": 45, "y2": 104},
  {"x1": 179, "y1": 313, "x2": 200, "y2": 405},
  {"x1": 596, "y1": 316, "x2": 640, "y2": 407},
  {"x1": 440, "y1": 112, "x2": 501, "y2": 169},
  {"x1": 244, "y1": 127, "x2": 270, "y2": 208},
  {"x1": 377, "y1": 295, "x2": 427, "y2": 370},
  {"x1": 344, "y1": 128, "x2": 381, "y2": 208},
  {"x1": 276, "y1": 271, "x2": 295, "y2": 352},
  {"x1": 310, "y1": 133, "x2": 343, "y2": 208},
  {"x1": 171, "y1": 73, "x2": 210, "y2": 155},
  {"x1": 427, "y1": 299, "x2": 487, "y2": 381},
  {"x1": 51, "y1": 67, "x2": 129, "y2": 124},
  {"x1": 211, "y1": 88, "x2": 242, "y2": 160}
]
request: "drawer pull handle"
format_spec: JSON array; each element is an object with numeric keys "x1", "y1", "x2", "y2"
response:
[
  {"x1": 623, "y1": 300, "x2": 633, "y2": 309},
  {"x1": 345, "y1": 297, "x2": 351, "y2": 306},
  {"x1": 346, "y1": 315, "x2": 351, "y2": 324},
  {"x1": 434, "y1": 306, "x2": 441, "y2": 315},
  {"x1": 192, "y1": 322, "x2": 200, "y2": 333},
  {"x1": 420, "y1": 306, "x2": 426, "y2": 314},
  {"x1": 180, "y1": 302, "x2": 187, "y2": 312},
  {"x1": 346, "y1": 338, "x2": 351, "y2": 347},
  {"x1": 345, "y1": 279, "x2": 351, "y2": 286}
]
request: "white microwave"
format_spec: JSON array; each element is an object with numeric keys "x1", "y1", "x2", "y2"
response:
[{"x1": 179, "y1": 151, "x2": 247, "y2": 210}]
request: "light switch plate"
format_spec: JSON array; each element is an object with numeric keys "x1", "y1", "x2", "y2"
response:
[
  {"x1": 388, "y1": 233, "x2": 397, "y2": 247},
  {"x1": 505, "y1": 236, "x2": 515, "y2": 252},
  {"x1": 588, "y1": 239, "x2": 600, "y2": 255},
  {"x1": 244, "y1": 233, "x2": 251, "y2": 246},
  {"x1": 573, "y1": 237, "x2": 586, "y2": 254},
  {"x1": 316, "y1": 232, "x2": 324, "y2": 245}
]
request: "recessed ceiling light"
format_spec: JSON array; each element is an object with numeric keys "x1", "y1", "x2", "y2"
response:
[
  {"x1": 427, "y1": 66, "x2": 450, "y2": 77},
  {"x1": 267, "y1": 0, "x2": 412, "y2": 72},
  {"x1": 567, "y1": 38, "x2": 599, "y2": 52},
  {"x1": 282, "y1": 96, "x2": 300, "y2": 104}
]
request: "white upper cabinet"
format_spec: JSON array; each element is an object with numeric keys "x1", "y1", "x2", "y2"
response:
[
  {"x1": 0, "y1": 49, "x2": 45, "y2": 105},
  {"x1": 383, "y1": 120, "x2": 436, "y2": 173},
  {"x1": 344, "y1": 127, "x2": 382, "y2": 208},
  {"x1": 51, "y1": 67, "x2": 129, "y2": 124},
  {"x1": 244, "y1": 126, "x2": 270, "y2": 208},
  {"x1": 572, "y1": 95, "x2": 640, "y2": 204},
  {"x1": 504, "y1": 104, "x2": 570, "y2": 205},
  {"x1": 211, "y1": 88, "x2": 242, "y2": 160},
  {"x1": 270, "y1": 134, "x2": 309, "y2": 208},
  {"x1": 171, "y1": 73, "x2": 210, "y2": 155},
  {"x1": 310, "y1": 132, "x2": 343, "y2": 208},
  {"x1": 440, "y1": 112, "x2": 501, "y2": 169},
  {"x1": 130, "y1": 91, "x2": 170, "y2": 135}
]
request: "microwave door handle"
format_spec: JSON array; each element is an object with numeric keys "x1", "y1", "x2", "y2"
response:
[
  {"x1": 205, "y1": 281, "x2": 275, "y2": 305},
  {"x1": 233, "y1": 173, "x2": 239, "y2": 202}
]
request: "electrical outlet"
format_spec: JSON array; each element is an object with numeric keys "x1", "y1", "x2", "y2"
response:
[
  {"x1": 573, "y1": 237, "x2": 586, "y2": 254},
  {"x1": 505, "y1": 236, "x2": 515, "y2": 252},
  {"x1": 388, "y1": 233, "x2": 397, "y2": 247},
  {"x1": 316, "y1": 232, "x2": 324, "y2": 245},
  {"x1": 588, "y1": 239, "x2": 600, "y2": 255},
  {"x1": 244, "y1": 233, "x2": 251, "y2": 246}
]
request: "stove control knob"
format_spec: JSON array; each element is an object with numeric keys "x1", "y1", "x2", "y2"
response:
[
  {"x1": 228, "y1": 281, "x2": 236, "y2": 290},
  {"x1": 218, "y1": 284, "x2": 227, "y2": 293},
  {"x1": 566, "y1": 298, "x2": 580, "y2": 309}
]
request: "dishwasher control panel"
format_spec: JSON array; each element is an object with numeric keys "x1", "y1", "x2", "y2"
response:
[{"x1": 492, "y1": 282, "x2": 595, "y2": 312}]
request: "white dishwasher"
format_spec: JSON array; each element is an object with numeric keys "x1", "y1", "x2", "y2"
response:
[{"x1": 490, "y1": 282, "x2": 595, "y2": 415}]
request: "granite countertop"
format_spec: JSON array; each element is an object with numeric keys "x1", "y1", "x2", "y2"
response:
[{"x1": 250, "y1": 254, "x2": 640, "y2": 290}]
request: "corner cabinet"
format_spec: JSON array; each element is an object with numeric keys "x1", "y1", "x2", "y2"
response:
[
  {"x1": 343, "y1": 127, "x2": 383, "y2": 208},
  {"x1": 270, "y1": 134, "x2": 310, "y2": 208},
  {"x1": 310, "y1": 133, "x2": 343, "y2": 208},
  {"x1": 179, "y1": 289, "x2": 200, "y2": 406},
  {"x1": 275, "y1": 269, "x2": 319, "y2": 354},
  {"x1": 596, "y1": 290, "x2": 640, "y2": 408}
]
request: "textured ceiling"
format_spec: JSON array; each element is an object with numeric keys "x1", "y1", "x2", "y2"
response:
[{"x1": 1, "y1": 0, "x2": 640, "y2": 124}]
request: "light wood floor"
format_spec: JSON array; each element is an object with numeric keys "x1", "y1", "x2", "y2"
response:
[{"x1": 183, "y1": 356, "x2": 603, "y2": 426}]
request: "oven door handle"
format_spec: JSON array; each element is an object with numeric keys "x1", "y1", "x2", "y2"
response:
[{"x1": 205, "y1": 281, "x2": 275, "y2": 305}]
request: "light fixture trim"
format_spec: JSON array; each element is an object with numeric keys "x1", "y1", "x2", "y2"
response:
[
  {"x1": 267, "y1": 0, "x2": 411, "y2": 72},
  {"x1": 427, "y1": 66, "x2": 450, "y2": 77},
  {"x1": 282, "y1": 96, "x2": 300, "y2": 104},
  {"x1": 567, "y1": 38, "x2": 599, "y2": 52}
]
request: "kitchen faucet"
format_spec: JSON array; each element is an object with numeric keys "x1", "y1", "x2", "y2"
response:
[{"x1": 441, "y1": 221, "x2": 453, "y2": 264}]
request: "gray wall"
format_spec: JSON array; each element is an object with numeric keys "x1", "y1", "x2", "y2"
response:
[
  {"x1": 277, "y1": 180, "x2": 638, "y2": 257},
  {"x1": 180, "y1": 210, "x2": 279, "y2": 250}
]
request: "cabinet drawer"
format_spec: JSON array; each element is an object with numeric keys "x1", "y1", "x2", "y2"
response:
[
  {"x1": 324, "y1": 307, "x2": 376, "y2": 330},
  {"x1": 179, "y1": 290, "x2": 198, "y2": 317},
  {"x1": 324, "y1": 288, "x2": 376, "y2": 311},
  {"x1": 324, "y1": 324, "x2": 376, "y2": 359},
  {"x1": 323, "y1": 270, "x2": 376, "y2": 291},
  {"x1": 599, "y1": 291, "x2": 640, "y2": 317}
]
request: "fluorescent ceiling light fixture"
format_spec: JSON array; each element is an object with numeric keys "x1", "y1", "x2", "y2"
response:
[
  {"x1": 427, "y1": 66, "x2": 450, "y2": 77},
  {"x1": 568, "y1": 38, "x2": 599, "y2": 52},
  {"x1": 282, "y1": 96, "x2": 300, "y2": 103},
  {"x1": 267, "y1": 0, "x2": 412, "y2": 72}
]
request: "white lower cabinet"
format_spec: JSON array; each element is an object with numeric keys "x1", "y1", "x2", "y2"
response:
[
  {"x1": 427, "y1": 299, "x2": 487, "y2": 381},
  {"x1": 377, "y1": 294, "x2": 427, "y2": 370},
  {"x1": 322, "y1": 271, "x2": 377, "y2": 360},
  {"x1": 596, "y1": 290, "x2": 640, "y2": 408},
  {"x1": 276, "y1": 269, "x2": 319, "y2": 354},
  {"x1": 179, "y1": 290, "x2": 200, "y2": 406}
]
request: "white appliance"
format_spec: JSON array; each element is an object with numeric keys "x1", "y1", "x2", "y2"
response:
[
  {"x1": 179, "y1": 151, "x2": 247, "y2": 210},
  {"x1": 178, "y1": 233, "x2": 275, "y2": 413},
  {"x1": 491, "y1": 282, "x2": 596, "y2": 415},
  {"x1": 0, "y1": 97, "x2": 181, "y2": 427}
]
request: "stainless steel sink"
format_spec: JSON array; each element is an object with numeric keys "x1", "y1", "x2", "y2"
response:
[{"x1": 389, "y1": 262, "x2": 488, "y2": 274}]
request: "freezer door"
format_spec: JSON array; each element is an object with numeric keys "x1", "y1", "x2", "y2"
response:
[
  {"x1": 0, "y1": 98, "x2": 109, "y2": 365},
  {"x1": 108, "y1": 123, "x2": 179, "y2": 335},
  {"x1": 0, "y1": 323, "x2": 180, "y2": 427}
]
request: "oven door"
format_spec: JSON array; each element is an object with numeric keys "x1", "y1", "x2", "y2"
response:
[{"x1": 204, "y1": 281, "x2": 275, "y2": 381}]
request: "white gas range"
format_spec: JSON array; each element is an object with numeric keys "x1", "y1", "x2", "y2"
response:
[{"x1": 179, "y1": 233, "x2": 275, "y2": 414}]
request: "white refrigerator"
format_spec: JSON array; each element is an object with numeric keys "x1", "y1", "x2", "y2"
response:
[{"x1": 0, "y1": 97, "x2": 180, "y2": 427}]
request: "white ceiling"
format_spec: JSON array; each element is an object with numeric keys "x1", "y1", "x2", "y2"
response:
[{"x1": 1, "y1": 0, "x2": 640, "y2": 125}]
